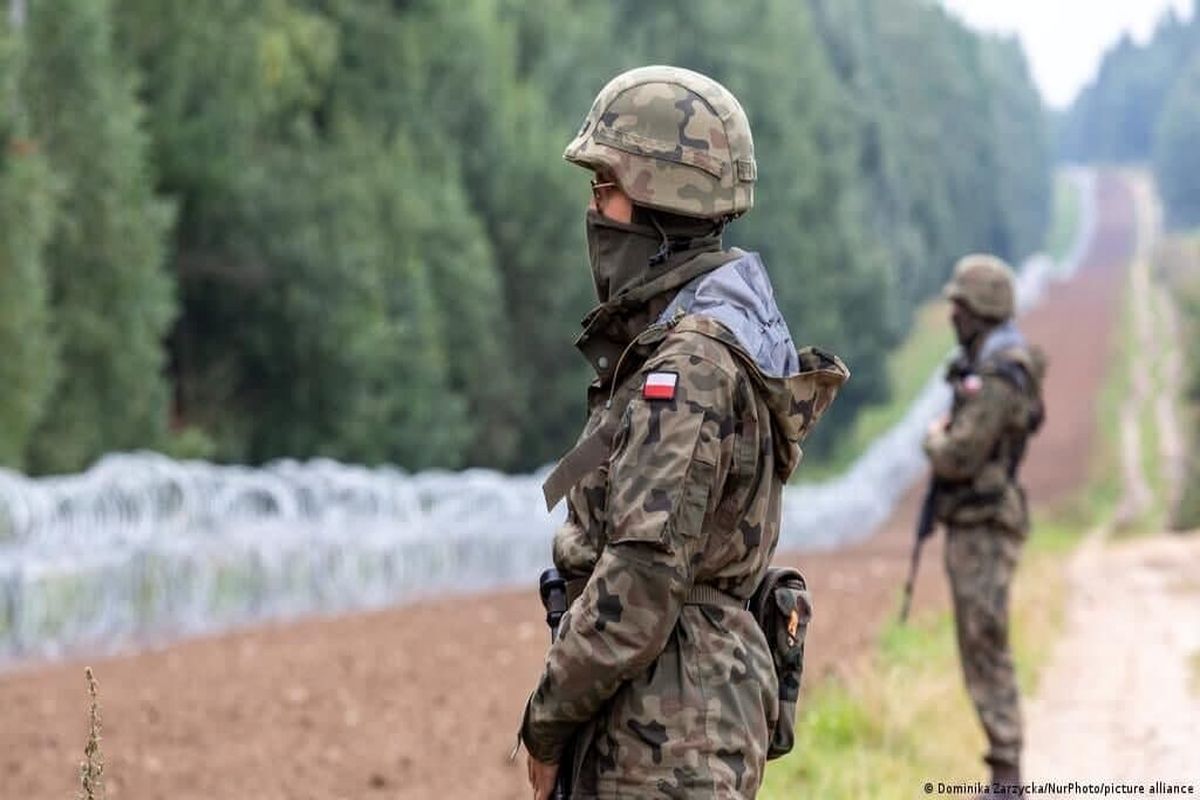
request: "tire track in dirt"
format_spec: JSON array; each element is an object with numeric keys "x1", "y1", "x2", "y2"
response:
[{"x1": 0, "y1": 173, "x2": 1136, "y2": 800}]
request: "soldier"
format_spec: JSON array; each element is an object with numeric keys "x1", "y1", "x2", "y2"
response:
[
  {"x1": 923, "y1": 254, "x2": 1045, "y2": 798},
  {"x1": 519, "y1": 66, "x2": 848, "y2": 799}
]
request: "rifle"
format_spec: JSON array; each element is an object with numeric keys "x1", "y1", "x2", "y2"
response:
[
  {"x1": 899, "y1": 480, "x2": 940, "y2": 624},
  {"x1": 538, "y1": 569, "x2": 573, "y2": 799}
]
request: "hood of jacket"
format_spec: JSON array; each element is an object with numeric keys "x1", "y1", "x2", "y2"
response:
[
  {"x1": 971, "y1": 319, "x2": 1046, "y2": 387},
  {"x1": 659, "y1": 251, "x2": 849, "y2": 477}
]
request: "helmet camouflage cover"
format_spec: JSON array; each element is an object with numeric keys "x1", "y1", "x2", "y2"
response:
[
  {"x1": 564, "y1": 65, "x2": 757, "y2": 220},
  {"x1": 944, "y1": 253, "x2": 1017, "y2": 320}
]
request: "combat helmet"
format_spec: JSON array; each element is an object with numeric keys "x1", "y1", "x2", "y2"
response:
[
  {"x1": 564, "y1": 65, "x2": 757, "y2": 220},
  {"x1": 943, "y1": 253, "x2": 1016, "y2": 321}
]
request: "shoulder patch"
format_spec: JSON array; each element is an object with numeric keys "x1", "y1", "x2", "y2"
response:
[{"x1": 643, "y1": 371, "x2": 678, "y2": 400}]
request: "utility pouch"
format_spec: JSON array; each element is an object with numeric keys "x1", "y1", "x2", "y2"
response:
[{"x1": 749, "y1": 566, "x2": 812, "y2": 759}]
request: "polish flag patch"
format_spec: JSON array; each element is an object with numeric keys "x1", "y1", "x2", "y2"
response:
[{"x1": 643, "y1": 371, "x2": 679, "y2": 401}]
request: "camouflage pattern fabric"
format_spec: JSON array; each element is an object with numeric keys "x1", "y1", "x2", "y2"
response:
[
  {"x1": 521, "y1": 313, "x2": 846, "y2": 799},
  {"x1": 923, "y1": 343, "x2": 1044, "y2": 534},
  {"x1": 943, "y1": 254, "x2": 1017, "y2": 321},
  {"x1": 944, "y1": 524, "x2": 1023, "y2": 769},
  {"x1": 564, "y1": 65, "x2": 757, "y2": 220},
  {"x1": 923, "y1": 323, "x2": 1043, "y2": 775}
]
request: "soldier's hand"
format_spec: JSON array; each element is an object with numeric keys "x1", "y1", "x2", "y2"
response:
[
  {"x1": 928, "y1": 413, "x2": 950, "y2": 437},
  {"x1": 526, "y1": 753, "x2": 558, "y2": 800}
]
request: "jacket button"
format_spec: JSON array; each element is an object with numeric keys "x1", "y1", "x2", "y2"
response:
[{"x1": 597, "y1": 356, "x2": 609, "y2": 370}]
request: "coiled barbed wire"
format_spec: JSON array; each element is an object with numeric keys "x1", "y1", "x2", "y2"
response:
[{"x1": 0, "y1": 171, "x2": 1096, "y2": 664}]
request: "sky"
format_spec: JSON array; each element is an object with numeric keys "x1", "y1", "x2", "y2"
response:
[{"x1": 941, "y1": 0, "x2": 1194, "y2": 108}]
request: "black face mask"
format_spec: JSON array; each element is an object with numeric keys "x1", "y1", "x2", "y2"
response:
[
  {"x1": 951, "y1": 304, "x2": 993, "y2": 354},
  {"x1": 584, "y1": 209, "x2": 665, "y2": 303}
]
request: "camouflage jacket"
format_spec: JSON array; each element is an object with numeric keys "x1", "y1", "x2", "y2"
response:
[
  {"x1": 923, "y1": 321, "x2": 1045, "y2": 534},
  {"x1": 522, "y1": 253, "x2": 847, "y2": 798}
]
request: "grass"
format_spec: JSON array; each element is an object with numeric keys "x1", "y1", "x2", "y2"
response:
[
  {"x1": 761, "y1": 524, "x2": 1078, "y2": 800},
  {"x1": 763, "y1": 171, "x2": 1117, "y2": 797},
  {"x1": 1012, "y1": 524, "x2": 1078, "y2": 693},
  {"x1": 1142, "y1": 267, "x2": 1180, "y2": 530},
  {"x1": 760, "y1": 614, "x2": 981, "y2": 800},
  {"x1": 1157, "y1": 233, "x2": 1200, "y2": 529},
  {"x1": 1107, "y1": 252, "x2": 1178, "y2": 537},
  {"x1": 1058, "y1": 252, "x2": 1165, "y2": 538}
]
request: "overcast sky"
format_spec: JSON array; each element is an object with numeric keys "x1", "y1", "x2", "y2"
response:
[{"x1": 941, "y1": 0, "x2": 1194, "y2": 108}]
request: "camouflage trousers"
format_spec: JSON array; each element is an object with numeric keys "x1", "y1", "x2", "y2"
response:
[{"x1": 944, "y1": 524, "x2": 1024, "y2": 769}]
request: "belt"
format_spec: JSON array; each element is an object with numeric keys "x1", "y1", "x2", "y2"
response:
[
  {"x1": 685, "y1": 584, "x2": 748, "y2": 609},
  {"x1": 565, "y1": 577, "x2": 745, "y2": 610}
]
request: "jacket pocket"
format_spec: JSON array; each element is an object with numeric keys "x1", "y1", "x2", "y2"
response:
[
  {"x1": 670, "y1": 458, "x2": 714, "y2": 540},
  {"x1": 607, "y1": 457, "x2": 715, "y2": 550}
]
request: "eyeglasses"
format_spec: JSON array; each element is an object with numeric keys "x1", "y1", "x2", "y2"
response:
[{"x1": 590, "y1": 178, "x2": 618, "y2": 208}]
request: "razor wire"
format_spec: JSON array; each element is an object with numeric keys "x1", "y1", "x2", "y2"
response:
[{"x1": 0, "y1": 170, "x2": 1097, "y2": 664}]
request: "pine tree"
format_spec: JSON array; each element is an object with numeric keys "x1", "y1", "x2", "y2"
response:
[
  {"x1": 0, "y1": 24, "x2": 56, "y2": 468},
  {"x1": 23, "y1": 0, "x2": 176, "y2": 473},
  {"x1": 1154, "y1": 55, "x2": 1200, "y2": 228}
]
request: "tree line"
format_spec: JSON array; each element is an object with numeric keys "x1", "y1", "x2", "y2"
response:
[
  {"x1": 1058, "y1": 2, "x2": 1200, "y2": 227},
  {"x1": 0, "y1": 0, "x2": 1049, "y2": 475}
]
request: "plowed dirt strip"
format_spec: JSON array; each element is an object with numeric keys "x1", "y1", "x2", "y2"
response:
[{"x1": 0, "y1": 174, "x2": 1134, "y2": 800}]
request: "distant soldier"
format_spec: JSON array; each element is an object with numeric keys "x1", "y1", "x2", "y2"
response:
[
  {"x1": 519, "y1": 66, "x2": 848, "y2": 799},
  {"x1": 923, "y1": 254, "x2": 1045, "y2": 797}
]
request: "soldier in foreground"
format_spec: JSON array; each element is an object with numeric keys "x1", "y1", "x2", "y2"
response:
[
  {"x1": 518, "y1": 66, "x2": 849, "y2": 799},
  {"x1": 923, "y1": 255, "x2": 1045, "y2": 798}
]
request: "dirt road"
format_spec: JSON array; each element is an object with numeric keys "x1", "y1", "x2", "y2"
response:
[
  {"x1": 1026, "y1": 174, "x2": 1200, "y2": 788},
  {"x1": 1025, "y1": 534, "x2": 1200, "y2": 786},
  {"x1": 0, "y1": 173, "x2": 1135, "y2": 800}
]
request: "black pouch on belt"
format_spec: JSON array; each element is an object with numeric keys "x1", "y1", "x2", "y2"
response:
[{"x1": 749, "y1": 566, "x2": 812, "y2": 759}]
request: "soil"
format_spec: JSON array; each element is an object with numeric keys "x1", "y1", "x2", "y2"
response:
[
  {"x1": 0, "y1": 173, "x2": 1135, "y2": 800},
  {"x1": 1026, "y1": 173, "x2": 1200, "y2": 788},
  {"x1": 1025, "y1": 534, "x2": 1200, "y2": 788}
]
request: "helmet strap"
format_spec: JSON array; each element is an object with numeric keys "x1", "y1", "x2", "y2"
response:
[
  {"x1": 647, "y1": 212, "x2": 671, "y2": 267},
  {"x1": 642, "y1": 208, "x2": 725, "y2": 267}
]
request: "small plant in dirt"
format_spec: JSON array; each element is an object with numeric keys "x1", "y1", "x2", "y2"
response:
[{"x1": 77, "y1": 667, "x2": 105, "y2": 800}]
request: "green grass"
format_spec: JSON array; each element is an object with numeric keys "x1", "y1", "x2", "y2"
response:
[
  {"x1": 764, "y1": 173, "x2": 1114, "y2": 796},
  {"x1": 761, "y1": 526, "x2": 1078, "y2": 800},
  {"x1": 1013, "y1": 525, "x2": 1081, "y2": 693},
  {"x1": 1136, "y1": 280, "x2": 1166, "y2": 534},
  {"x1": 760, "y1": 613, "x2": 981, "y2": 800},
  {"x1": 1142, "y1": 270, "x2": 1180, "y2": 529},
  {"x1": 1103, "y1": 255, "x2": 1177, "y2": 537},
  {"x1": 1159, "y1": 233, "x2": 1200, "y2": 529},
  {"x1": 761, "y1": 515, "x2": 1089, "y2": 796}
]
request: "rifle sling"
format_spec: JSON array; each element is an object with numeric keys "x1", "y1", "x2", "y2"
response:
[{"x1": 541, "y1": 420, "x2": 619, "y2": 512}]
